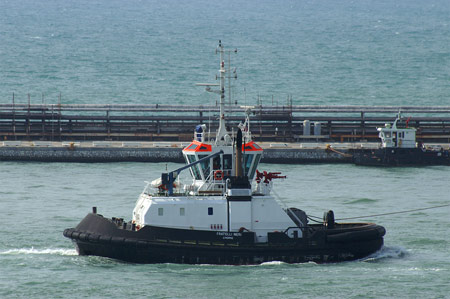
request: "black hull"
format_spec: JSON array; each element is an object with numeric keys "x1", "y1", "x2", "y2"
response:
[
  {"x1": 64, "y1": 213, "x2": 385, "y2": 264},
  {"x1": 354, "y1": 147, "x2": 450, "y2": 166}
]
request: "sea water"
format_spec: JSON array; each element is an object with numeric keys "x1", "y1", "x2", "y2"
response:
[
  {"x1": 1, "y1": 0, "x2": 449, "y2": 107},
  {"x1": 1, "y1": 0, "x2": 450, "y2": 298},
  {"x1": 0, "y1": 162, "x2": 449, "y2": 298}
]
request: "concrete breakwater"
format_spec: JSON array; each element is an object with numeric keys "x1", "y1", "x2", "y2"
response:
[
  {"x1": 0, "y1": 141, "x2": 381, "y2": 163},
  {"x1": 0, "y1": 142, "x2": 182, "y2": 163}
]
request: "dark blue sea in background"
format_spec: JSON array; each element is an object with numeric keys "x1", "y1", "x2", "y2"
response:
[
  {"x1": 1, "y1": 0, "x2": 450, "y2": 106},
  {"x1": 1, "y1": 0, "x2": 449, "y2": 298}
]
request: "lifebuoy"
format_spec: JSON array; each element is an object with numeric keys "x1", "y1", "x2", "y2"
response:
[
  {"x1": 157, "y1": 183, "x2": 176, "y2": 191},
  {"x1": 158, "y1": 184, "x2": 168, "y2": 191},
  {"x1": 214, "y1": 170, "x2": 224, "y2": 180}
]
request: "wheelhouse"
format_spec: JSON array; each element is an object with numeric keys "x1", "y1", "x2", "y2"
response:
[
  {"x1": 182, "y1": 140, "x2": 263, "y2": 182},
  {"x1": 377, "y1": 113, "x2": 416, "y2": 149}
]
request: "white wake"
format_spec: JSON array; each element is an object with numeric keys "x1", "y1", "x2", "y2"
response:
[{"x1": 0, "y1": 247, "x2": 77, "y2": 256}]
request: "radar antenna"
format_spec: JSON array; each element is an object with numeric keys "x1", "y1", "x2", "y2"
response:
[{"x1": 196, "y1": 40, "x2": 237, "y2": 145}]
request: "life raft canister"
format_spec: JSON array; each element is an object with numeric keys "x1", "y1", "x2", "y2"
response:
[{"x1": 214, "y1": 170, "x2": 224, "y2": 180}]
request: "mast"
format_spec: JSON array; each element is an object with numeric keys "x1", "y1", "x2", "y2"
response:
[
  {"x1": 392, "y1": 110, "x2": 401, "y2": 129},
  {"x1": 196, "y1": 40, "x2": 237, "y2": 145},
  {"x1": 216, "y1": 40, "x2": 227, "y2": 144}
]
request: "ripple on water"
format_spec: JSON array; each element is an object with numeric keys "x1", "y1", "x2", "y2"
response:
[
  {"x1": 406, "y1": 238, "x2": 449, "y2": 246},
  {"x1": 360, "y1": 246, "x2": 408, "y2": 263},
  {"x1": 345, "y1": 198, "x2": 379, "y2": 205}
]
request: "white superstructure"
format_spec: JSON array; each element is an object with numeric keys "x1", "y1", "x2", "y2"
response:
[
  {"x1": 132, "y1": 41, "x2": 303, "y2": 243},
  {"x1": 378, "y1": 112, "x2": 416, "y2": 148}
]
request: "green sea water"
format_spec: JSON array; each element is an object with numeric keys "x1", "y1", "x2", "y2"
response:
[
  {"x1": 0, "y1": 162, "x2": 449, "y2": 298},
  {"x1": 1, "y1": 0, "x2": 450, "y2": 298}
]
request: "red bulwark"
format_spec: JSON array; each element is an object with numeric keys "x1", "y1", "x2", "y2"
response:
[
  {"x1": 243, "y1": 141, "x2": 263, "y2": 152},
  {"x1": 183, "y1": 140, "x2": 262, "y2": 152},
  {"x1": 182, "y1": 140, "x2": 213, "y2": 152}
]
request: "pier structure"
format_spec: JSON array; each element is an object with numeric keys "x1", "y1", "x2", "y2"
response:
[
  {"x1": 1, "y1": 103, "x2": 449, "y2": 163},
  {"x1": 1, "y1": 103, "x2": 450, "y2": 143}
]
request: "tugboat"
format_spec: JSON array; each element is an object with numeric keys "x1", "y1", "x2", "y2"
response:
[
  {"x1": 354, "y1": 112, "x2": 450, "y2": 166},
  {"x1": 64, "y1": 41, "x2": 385, "y2": 264}
]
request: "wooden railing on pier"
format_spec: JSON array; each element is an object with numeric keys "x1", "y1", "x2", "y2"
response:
[{"x1": 1, "y1": 104, "x2": 449, "y2": 143}]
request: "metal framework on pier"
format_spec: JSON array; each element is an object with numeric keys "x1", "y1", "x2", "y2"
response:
[{"x1": 1, "y1": 103, "x2": 450, "y2": 143}]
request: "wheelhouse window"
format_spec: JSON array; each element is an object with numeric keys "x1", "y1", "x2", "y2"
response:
[
  {"x1": 158, "y1": 208, "x2": 164, "y2": 216},
  {"x1": 249, "y1": 154, "x2": 261, "y2": 179},
  {"x1": 208, "y1": 207, "x2": 213, "y2": 215},
  {"x1": 180, "y1": 207, "x2": 185, "y2": 216},
  {"x1": 198, "y1": 154, "x2": 211, "y2": 179},
  {"x1": 223, "y1": 154, "x2": 232, "y2": 177},
  {"x1": 243, "y1": 154, "x2": 254, "y2": 177},
  {"x1": 186, "y1": 154, "x2": 202, "y2": 180},
  {"x1": 186, "y1": 144, "x2": 198, "y2": 151},
  {"x1": 212, "y1": 156, "x2": 221, "y2": 170}
]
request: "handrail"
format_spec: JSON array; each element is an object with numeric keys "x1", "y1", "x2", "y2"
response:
[
  {"x1": 162, "y1": 150, "x2": 223, "y2": 196},
  {"x1": 2, "y1": 103, "x2": 450, "y2": 113},
  {"x1": 195, "y1": 168, "x2": 227, "y2": 195}
]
